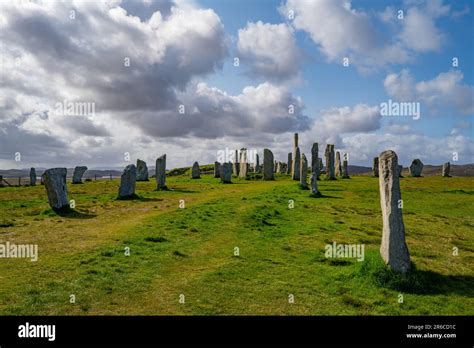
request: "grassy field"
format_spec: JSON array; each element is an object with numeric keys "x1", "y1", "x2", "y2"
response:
[{"x1": 0, "y1": 173, "x2": 473, "y2": 315}]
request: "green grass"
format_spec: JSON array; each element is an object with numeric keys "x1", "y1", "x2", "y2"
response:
[{"x1": 0, "y1": 174, "x2": 472, "y2": 315}]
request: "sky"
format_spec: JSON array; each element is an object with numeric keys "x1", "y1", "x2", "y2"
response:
[{"x1": 0, "y1": 0, "x2": 473, "y2": 170}]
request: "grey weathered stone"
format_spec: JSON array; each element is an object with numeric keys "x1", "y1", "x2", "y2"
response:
[
  {"x1": 136, "y1": 159, "x2": 149, "y2": 181},
  {"x1": 300, "y1": 153, "x2": 308, "y2": 189},
  {"x1": 325, "y1": 144, "x2": 335, "y2": 180},
  {"x1": 409, "y1": 159, "x2": 423, "y2": 177},
  {"x1": 72, "y1": 166, "x2": 88, "y2": 184},
  {"x1": 155, "y1": 154, "x2": 167, "y2": 189},
  {"x1": 287, "y1": 153, "x2": 292, "y2": 174},
  {"x1": 263, "y1": 148, "x2": 274, "y2": 180},
  {"x1": 442, "y1": 162, "x2": 450, "y2": 177},
  {"x1": 335, "y1": 151, "x2": 342, "y2": 177},
  {"x1": 373, "y1": 157, "x2": 379, "y2": 177},
  {"x1": 192, "y1": 162, "x2": 201, "y2": 179},
  {"x1": 239, "y1": 148, "x2": 248, "y2": 178},
  {"x1": 292, "y1": 147, "x2": 301, "y2": 181},
  {"x1": 254, "y1": 154, "x2": 261, "y2": 173},
  {"x1": 233, "y1": 150, "x2": 240, "y2": 176},
  {"x1": 118, "y1": 164, "x2": 137, "y2": 198},
  {"x1": 43, "y1": 168, "x2": 69, "y2": 210},
  {"x1": 311, "y1": 143, "x2": 319, "y2": 176},
  {"x1": 214, "y1": 161, "x2": 221, "y2": 178},
  {"x1": 379, "y1": 150, "x2": 411, "y2": 274},
  {"x1": 342, "y1": 158, "x2": 349, "y2": 178},
  {"x1": 220, "y1": 162, "x2": 232, "y2": 183},
  {"x1": 30, "y1": 167, "x2": 36, "y2": 186}
]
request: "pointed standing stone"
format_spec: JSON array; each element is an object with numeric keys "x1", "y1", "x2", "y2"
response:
[
  {"x1": 342, "y1": 157, "x2": 350, "y2": 178},
  {"x1": 263, "y1": 148, "x2": 274, "y2": 180},
  {"x1": 192, "y1": 162, "x2": 201, "y2": 179},
  {"x1": 300, "y1": 153, "x2": 308, "y2": 189},
  {"x1": 379, "y1": 150, "x2": 411, "y2": 274},
  {"x1": 325, "y1": 144, "x2": 335, "y2": 180},
  {"x1": 335, "y1": 151, "x2": 342, "y2": 177},
  {"x1": 72, "y1": 166, "x2": 88, "y2": 184},
  {"x1": 43, "y1": 168, "x2": 69, "y2": 210},
  {"x1": 155, "y1": 154, "x2": 167, "y2": 189},
  {"x1": 373, "y1": 157, "x2": 379, "y2": 177},
  {"x1": 239, "y1": 148, "x2": 248, "y2": 178},
  {"x1": 118, "y1": 164, "x2": 137, "y2": 198},
  {"x1": 233, "y1": 150, "x2": 240, "y2": 176},
  {"x1": 30, "y1": 167, "x2": 36, "y2": 186},
  {"x1": 214, "y1": 161, "x2": 221, "y2": 178},
  {"x1": 220, "y1": 162, "x2": 232, "y2": 183},
  {"x1": 255, "y1": 154, "x2": 260, "y2": 173},
  {"x1": 409, "y1": 159, "x2": 423, "y2": 177},
  {"x1": 442, "y1": 162, "x2": 450, "y2": 177},
  {"x1": 287, "y1": 153, "x2": 292, "y2": 174},
  {"x1": 292, "y1": 147, "x2": 301, "y2": 181},
  {"x1": 136, "y1": 159, "x2": 149, "y2": 181}
]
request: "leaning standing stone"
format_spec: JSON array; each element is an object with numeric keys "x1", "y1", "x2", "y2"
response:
[
  {"x1": 325, "y1": 144, "x2": 335, "y2": 180},
  {"x1": 442, "y1": 162, "x2": 450, "y2": 177},
  {"x1": 72, "y1": 166, "x2": 88, "y2": 184},
  {"x1": 220, "y1": 162, "x2": 232, "y2": 183},
  {"x1": 263, "y1": 148, "x2": 274, "y2": 180},
  {"x1": 30, "y1": 167, "x2": 36, "y2": 186},
  {"x1": 409, "y1": 159, "x2": 423, "y2": 177},
  {"x1": 118, "y1": 164, "x2": 137, "y2": 198},
  {"x1": 335, "y1": 151, "x2": 342, "y2": 177},
  {"x1": 373, "y1": 157, "x2": 379, "y2": 177},
  {"x1": 214, "y1": 161, "x2": 221, "y2": 178},
  {"x1": 155, "y1": 154, "x2": 167, "y2": 189},
  {"x1": 136, "y1": 159, "x2": 149, "y2": 181},
  {"x1": 192, "y1": 162, "x2": 201, "y2": 179},
  {"x1": 300, "y1": 153, "x2": 308, "y2": 189},
  {"x1": 43, "y1": 168, "x2": 69, "y2": 210},
  {"x1": 379, "y1": 150, "x2": 411, "y2": 274}
]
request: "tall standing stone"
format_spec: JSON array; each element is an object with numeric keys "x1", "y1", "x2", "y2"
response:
[
  {"x1": 379, "y1": 150, "x2": 410, "y2": 274},
  {"x1": 442, "y1": 162, "x2": 450, "y2": 177},
  {"x1": 214, "y1": 161, "x2": 221, "y2": 178},
  {"x1": 155, "y1": 154, "x2": 167, "y2": 189},
  {"x1": 373, "y1": 157, "x2": 379, "y2": 177},
  {"x1": 192, "y1": 162, "x2": 201, "y2": 179},
  {"x1": 311, "y1": 143, "x2": 319, "y2": 177},
  {"x1": 232, "y1": 150, "x2": 240, "y2": 176},
  {"x1": 287, "y1": 153, "x2": 292, "y2": 174},
  {"x1": 325, "y1": 144, "x2": 335, "y2": 180},
  {"x1": 72, "y1": 166, "x2": 88, "y2": 184},
  {"x1": 136, "y1": 159, "x2": 149, "y2": 181},
  {"x1": 263, "y1": 148, "x2": 274, "y2": 180},
  {"x1": 30, "y1": 167, "x2": 36, "y2": 186},
  {"x1": 291, "y1": 134, "x2": 300, "y2": 180},
  {"x1": 342, "y1": 157, "x2": 350, "y2": 178},
  {"x1": 220, "y1": 162, "x2": 232, "y2": 183},
  {"x1": 239, "y1": 148, "x2": 248, "y2": 178},
  {"x1": 409, "y1": 159, "x2": 423, "y2": 177},
  {"x1": 255, "y1": 154, "x2": 260, "y2": 173},
  {"x1": 43, "y1": 168, "x2": 69, "y2": 210},
  {"x1": 300, "y1": 153, "x2": 308, "y2": 189},
  {"x1": 335, "y1": 151, "x2": 342, "y2": 177},
  {"x1": 118, "y1": 164, "x2": 137, "y2": 198}
]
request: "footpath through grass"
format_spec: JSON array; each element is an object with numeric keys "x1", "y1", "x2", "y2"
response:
[{"x1": 0, "y1": 174, "x2": 473, "y2": 315}]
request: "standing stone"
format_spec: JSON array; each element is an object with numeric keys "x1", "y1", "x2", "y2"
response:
[
  {"x1": 192, "y1": 162, "x2": 201, "y2": 179},
  {"x1": 239, "y1": 148, "x2": 248, "y2": 178},
  {"x1": 442, "y1": 162, "x2": 450, "y2": 177},
  {"x1": 43, "y1": 168, "x2": 69, "y2": 210},
  {"x1": 373, "y1": 157, "x2": 379, "y2": 177},
  {"x1": 287, "y1": 153, "x2": 292, "y2": 174},
  {"x1": 398, "y1": 165, "x2": 403, "y2": 178},
  {"x1": 291, "y1": 134, "x2": 300, "y2": 180},
  {"x1": 325, "y1": 144, "x2": 335, "y2": 180},
  {"x1": 255, "y1": 154, "x2": 260, "y2": 173},
  {"x1": 263, "y1": 148, "x2": 274, "y2": 180},
  {"x1": 379, "y1": 150, "x2": 411, "y2": 274},
  {"x1": 30, "y1": 167, "x2": 36, "y2": 186},
  {"x1": 318, "y1": 158, "x2": 323, "y2": 178},
  {"x1": 311, "y1": 143, "x2": 319, "y2": 176},
  {"x1": 335, "y1": 151, "x2": 342, "y2": 177},
  {"x1": 155, "y1": 154, "x2": 167, "y2": 189},
  {"x1": 300, "y1": 153, "x2": 308, "y2": 189},
  {"x1": 342, "y1": 158, "x2": 350, "y2": 178},
  {"x1": 136, "y1": 159, "x2": 149, "y2": 181},
  {"x1": 409, "y1": 159, "x2": 423, "y2": 177},
  {"x1": 72, "y1": 166, "x2": 88, "y2": 184},
  {"x1": 232, "y1": 150, "x2": 240, "y2": 176},
  {"x1": 118, "y1": 164, "x2": 137, "y2": 198},
  {"x1": 220, "y1": 162, "x2": 232, "y2": 183},
  {"x1": 214, "y1": 161, "x2": 221, "y2": 178}
]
